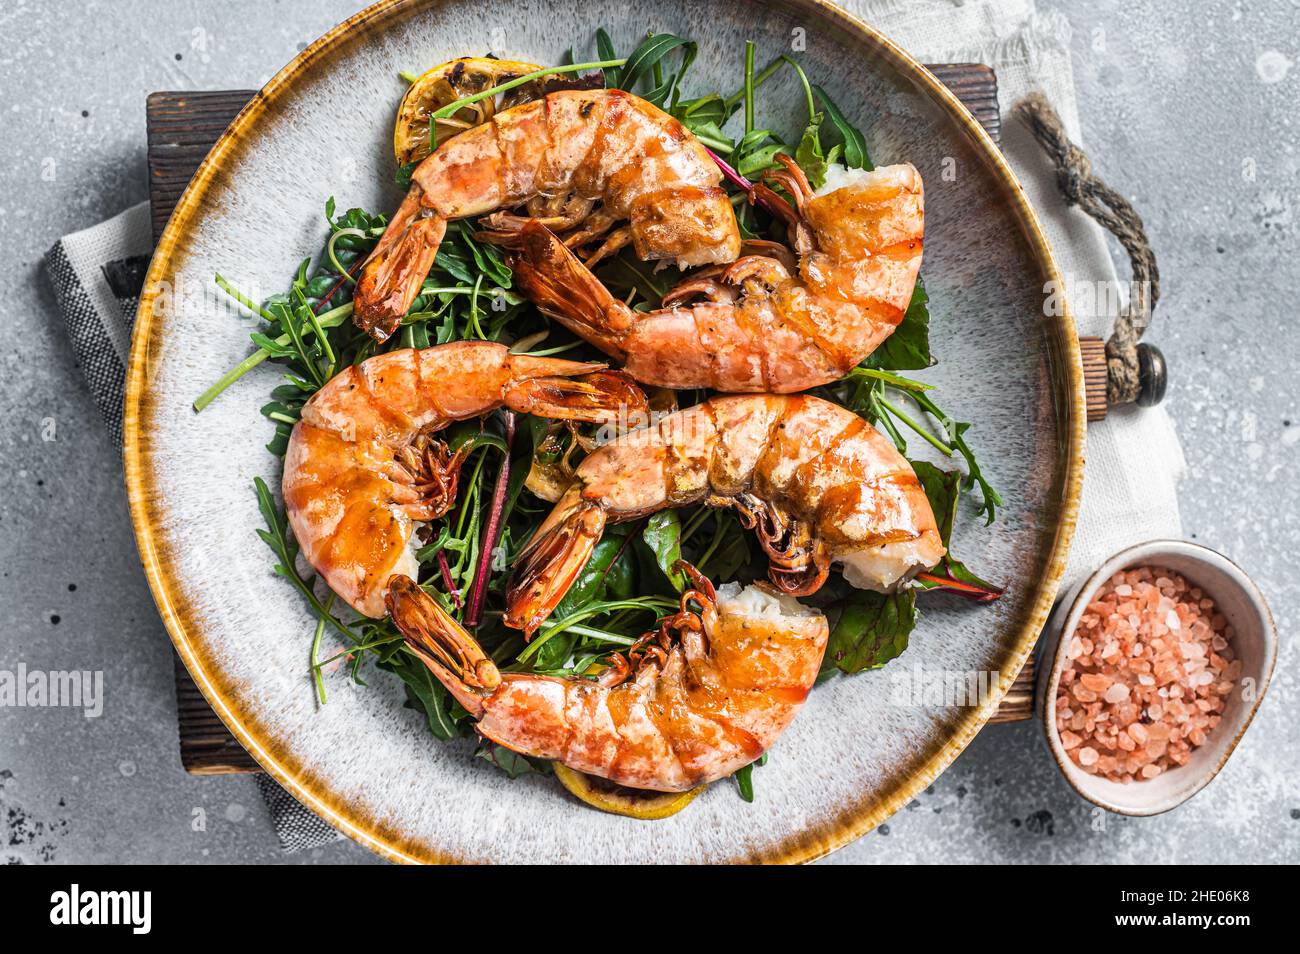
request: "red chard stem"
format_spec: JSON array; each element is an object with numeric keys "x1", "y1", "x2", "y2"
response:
[
  {"x1": 707, "y1": 146, "x2": 786, "y2": 218},
  {"x1": 437, "y1": 550, "x2": 462, "y2": 609},
  {"x1": 464, "y1": 412, "x2": 516, "y2": 627},
  {"x1": 915, "y1": 571, "x2": 1004, "y2": 603}
]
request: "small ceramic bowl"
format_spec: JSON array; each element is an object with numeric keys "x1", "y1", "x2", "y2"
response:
[{"x1": 1037, "y1": 540, "x2": 1276, "y2": 815}]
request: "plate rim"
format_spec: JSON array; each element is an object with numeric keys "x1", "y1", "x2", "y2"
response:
[{"x1": 123, "y1": 0, "x2": 1085, "y2": 865}]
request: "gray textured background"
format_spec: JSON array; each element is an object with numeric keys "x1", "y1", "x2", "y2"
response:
[{"x1": 0, "y1": 0, "x2": 1295, "y2": 864}]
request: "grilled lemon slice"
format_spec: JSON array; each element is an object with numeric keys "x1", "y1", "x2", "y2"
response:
[
  {"x1": 394, "y1": 57, "x2": 542, "y2": 166},
  {"x1": 553, "y1": 764, "x2": 705, "y2": 819}
]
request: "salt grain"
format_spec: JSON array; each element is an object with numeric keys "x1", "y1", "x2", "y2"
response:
[
  {"x1": 1054, "y1": 566, "x2": 1236, "y2": 783},
  {"x1": 1104, "y1": 682, "x2": 1131, "y2": 703}
]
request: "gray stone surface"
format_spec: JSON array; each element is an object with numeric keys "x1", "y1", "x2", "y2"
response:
[{"x1": 0, "y1": 0, "x2": 1295, "y2": 864}]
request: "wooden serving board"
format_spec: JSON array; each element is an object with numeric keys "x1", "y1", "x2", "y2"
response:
[{"x1": 147, "y1": 63, "x2": 1034, "y2": 776}]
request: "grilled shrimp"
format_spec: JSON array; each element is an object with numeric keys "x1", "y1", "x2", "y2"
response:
[
  {"x1": 282, "y1": 341, "x2": 645, "y2": 617},
  {"x1": 505, "y1": 394, "x2": 944, "y2": 635},
  {"x1": 387, "y1": 563, "x2": 828, "y2": 792},
  {"x1": 511, "y1": 156, "x2": 924, "y2": 392},
  {"x1": 354, "y1": 88, "x2": 742, "y2": 340}
]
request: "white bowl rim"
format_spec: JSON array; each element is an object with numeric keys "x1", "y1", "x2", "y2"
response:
[{"x1": 1039, "y1": 538, "x2": 1277, "y2": 816}]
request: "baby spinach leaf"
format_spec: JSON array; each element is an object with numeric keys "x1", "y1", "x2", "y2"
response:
[
  {"x1": 913, "y1": 459, "x2": 961, "y2": 542},
  {"x1": 550, "y1": 527, "x2": 631, "y2": 621},
  {"x1": 866, "y1": 279, "x2": 931, "y2": 371},
  {"x1": 824, "y1": 589, "x2": 917, "y2": 675},
  {"x1": 602, "y1": 542, "x2": 637, "y2": 600},
  {"x1": 640, "y1": 511, "x2": 687, "y2": 590},
  {"x1": 534, "y1": 628, "x2": 581, "y2": 671}
]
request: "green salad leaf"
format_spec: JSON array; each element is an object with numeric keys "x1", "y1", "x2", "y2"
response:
[
  {"x1": 912, "y1": 460, "x2": 1005, "y2": 597},
  {"x1": 382, "y1": 648, "x2": 460, "y2": 740},
  {"x1": 866, "y1": 279, "x2": 932, "y2": 371},
  {"x1": 813, "y1": 84, "x2": 872, "y2": 170},
  {"x1": 640, "y1": 510, "x2": 687, "y2": 591},
  {"x1": 823, "y1": 589, "x2": 917, "y2": 675}
]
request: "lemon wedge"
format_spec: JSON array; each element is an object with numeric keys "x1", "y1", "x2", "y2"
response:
[
  {"x1": 394, "y1": 57, "x2": 542, "y2": 166},
  {"x1": 553, "y1": 764, "x2": 705, "y2": 819}
]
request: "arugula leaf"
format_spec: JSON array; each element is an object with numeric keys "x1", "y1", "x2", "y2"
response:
[
  {"x1": 674, "y1": 91, "x2": 727, "y2": 123},
  {"x1": 476, "y1": 744, "x2": 544, "y2": 779},
  {"x1": 911, "y1": 460, "x2": 1004, "y2": 596},
  {"x1": 264, "y1": 421, "x2": 293, "y2": 457},
  {"x1": 253, "y1": 477, "x2": 359, "y2": 646},
  {"x1": 733, "y1": 754, "x2": 768, "y2": 803},
  {"x1": 455, "y1": 223, "x2": 512, "y2": 288},
  {"x1": 694, "y1": 511, "x2": 752, "y2": 582},
  {"x1": 824, "y1": 589, "x2": 917, "y2": 675},
  {"x1": 394, "y1": 161, "x2": 418, "y2": 189},
  {"x1": 617, "y1": 33, "x2": 695, "y2": 101},
  {"x1": 646, "y1": 40, "x2": 697, "y2": 107},
  {"x1": 381, "y1": 648, "x2": 459, "y2": 740},
  {"x1": 812, "y1": 84, "x2": 872, "y2": 170},
  {"x1": 909, "y1": 390, "x2": 1003, "y2": 525},
  {"x1": 734, "y1": 128, "x2": 786, "y2": 178},
  {"x1": 596, "y1": 249, "x2": 673, "y2": 308},
  {"x1": 685, "y1": 120, "x2": 733, "y2": 153}
]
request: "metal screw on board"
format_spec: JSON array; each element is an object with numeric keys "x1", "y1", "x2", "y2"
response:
[{"x1": 1135, "y1": 343, "x2": 1167, "y2": 408}]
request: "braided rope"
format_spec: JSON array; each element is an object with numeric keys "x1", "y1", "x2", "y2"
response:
[{"x1": 1014, "y1": 92, "x2": 1161, "y2": 405}]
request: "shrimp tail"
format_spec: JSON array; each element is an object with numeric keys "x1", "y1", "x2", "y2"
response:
[
  {"x1": 386, "y1": 575, "x2": 500, "y2": 717},
  {"x1": 511, "y1": 220, "x2": 634, "y2": 360},
  {"x1": 504, "y1": 485, "x2": 607, "y2": 636},
  {"x1": 503, "y1": 366, "x2": 649, "y2": 424},
  {"x1": 355, "y1": 190, "x2": 447, "y2": 342}
]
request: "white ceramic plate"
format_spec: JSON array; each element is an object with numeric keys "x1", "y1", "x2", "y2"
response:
[{"x1": 125, "y1": 0, "x2": 1083, "y2": 863}]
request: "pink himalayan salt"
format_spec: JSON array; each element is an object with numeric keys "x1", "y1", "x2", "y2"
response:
[{"x1": 1054, "y1": 565, "x2": 1237, "y2": 783}]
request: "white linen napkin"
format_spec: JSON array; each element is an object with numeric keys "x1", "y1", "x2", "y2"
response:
[
  {"x1": 841, "y1": 0, "x2": 1185, "y2": 585},
  {"x1": 44, "y1": 203, "x2": 341, "y2": 852}
]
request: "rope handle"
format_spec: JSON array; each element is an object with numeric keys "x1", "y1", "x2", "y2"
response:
[{"x1": 1014, "y1": 92, "x2": 1166, "y2": 409}]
